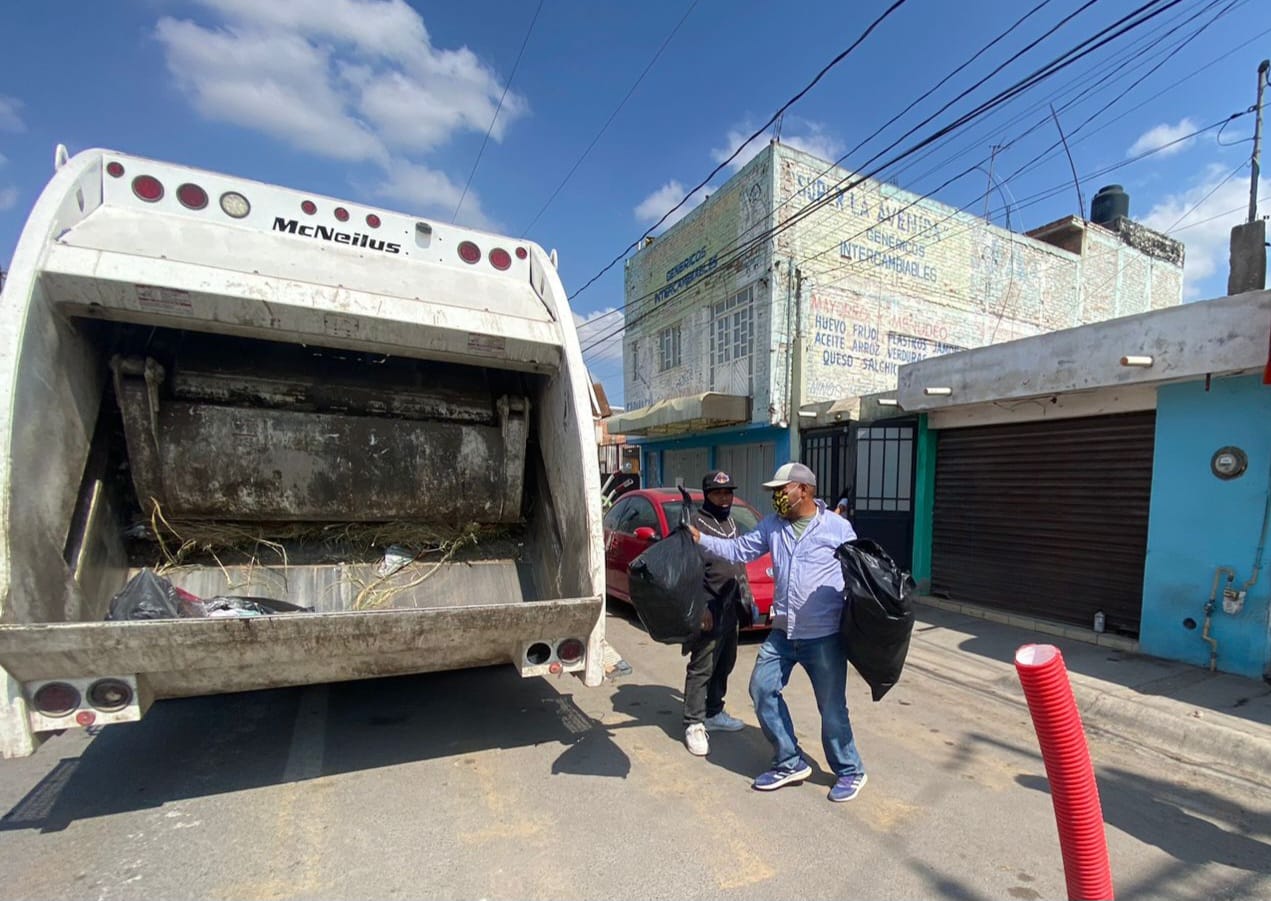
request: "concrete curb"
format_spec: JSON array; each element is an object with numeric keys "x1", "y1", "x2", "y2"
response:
[{"x1": 903, "y1": 625, "x2": 1271, "y2": 787}]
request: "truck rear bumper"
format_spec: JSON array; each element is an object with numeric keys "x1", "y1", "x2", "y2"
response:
[{"x1": 0, "y1": 597, "x2": 602, "y2": 700}]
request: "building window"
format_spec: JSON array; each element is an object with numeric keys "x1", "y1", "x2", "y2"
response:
[
  {"x1": 658, "y1": 323, "x2": 682, "y2": 372},
  {"x1": 711, "y1": 285, "x2": 755, "y2": 366}
]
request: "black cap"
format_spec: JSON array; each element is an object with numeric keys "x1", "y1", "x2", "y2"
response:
[{"x1": 702, "y1": 470, "x2": 738, "y2": 492}]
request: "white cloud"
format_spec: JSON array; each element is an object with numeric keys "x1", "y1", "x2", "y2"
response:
[
  {"x1": 0, "y1": 96, "x2": 24, "y2": 132},
  {"x1": 634, "y1": 180, "x2": 711, "y2": 229},
  {"x1": 575, "y1": 306, "x2": 624, "y2": 367},
  {"x1": 155, "y1": 18, "x2": 386, "y2": 162},
  {"x1": 712, "y1": 118, "x2": 844, "y2": 172},
  {"x1": 154, "y1": 0, "x2": 526, "y2": 207},
  {"x1": 0, "y1": 187, "x2": 17, "y2": 211},
  {"x1": 374, "y1": 159, "x2": 493, "y2": 229},
  {"x1": 1140, "y1": 162, "x2": 1267, "y2": 300},
  {"x1": 575, "y1": 306, "x2": 625, "y2": 406},
  {"x1": 1127, "y1": 118, "x2": 1197, "y2": 158}
]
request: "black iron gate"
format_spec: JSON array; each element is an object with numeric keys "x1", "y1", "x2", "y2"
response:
[
  {"x1": 849, "y1": 417, "x2": 917, "y2": 569},
  {"x1": 801, "y1": 426, "x2": 853, "y2": 508}
]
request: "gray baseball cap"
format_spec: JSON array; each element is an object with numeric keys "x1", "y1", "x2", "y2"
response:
[{"x1": 762, "y1": 462, "x2": 817, "y2": 488}]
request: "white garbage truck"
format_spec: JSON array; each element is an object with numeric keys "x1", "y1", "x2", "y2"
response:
[{"x1": 0, "y1": 146, "x2": 606, "y2": 757}]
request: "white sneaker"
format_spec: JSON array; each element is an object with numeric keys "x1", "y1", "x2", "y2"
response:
[
  {"x1": 704, "y1": 711, "x2": 745, "y2": 732},
  {"x1": 684, "y1": 723, "x2": 709, "y2": 756}
]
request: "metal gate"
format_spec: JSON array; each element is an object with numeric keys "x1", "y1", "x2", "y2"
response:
[
  {"x1": 661, "y1": 448, "x2": 710, "y2": 489},
  {"x1": 849, "y1": 418, "x2": 917, "y2": 568},
  {"x1": 801, "y1": 426, "x2": 853, "y2": 506},
  {"x1": 716, "y1": 442, "x2": 775, "y2": 507},
  {"x1": 930, "y1": 410, "x2": 1155, "y2": 636}
]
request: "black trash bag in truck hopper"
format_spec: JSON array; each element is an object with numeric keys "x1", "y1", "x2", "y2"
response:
[
  {"x1": 106, "y1": 569, "x2": 313, "y2": 620},
  {"x1": 106, "y1": 569, "x2": 202, "y2": 620},
  {"x1": 835, "y1": 539, "x2": 916, "y2": 702},
  {"x1": 627, "y1": 487, "x2": 707, "y2": 645}
]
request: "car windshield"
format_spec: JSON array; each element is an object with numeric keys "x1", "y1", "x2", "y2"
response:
[{"x1": 662, "y1": 499, "x2": 761, "y2": 533}]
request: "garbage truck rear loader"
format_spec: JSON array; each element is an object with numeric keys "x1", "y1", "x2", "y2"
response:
[{"x1": 0, "y1": 147, "x2": 605, "y2": 757}]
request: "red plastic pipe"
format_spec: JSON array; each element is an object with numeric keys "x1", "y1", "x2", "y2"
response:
[{"x1": 1015, "y1": 644, "x2": 1114, "y2": 901}]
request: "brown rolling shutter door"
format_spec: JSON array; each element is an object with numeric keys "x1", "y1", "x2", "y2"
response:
[{"x1": 931, "y1": 410, "x2": 1155, "y2": 636}]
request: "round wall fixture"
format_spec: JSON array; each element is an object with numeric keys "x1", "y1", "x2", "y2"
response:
[{"x1": 1210, "y1": 446, "x2": 1248, "y2": 480}]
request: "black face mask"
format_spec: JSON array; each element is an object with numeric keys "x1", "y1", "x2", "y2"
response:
[{"x1": 700, "y1": 498, "x2": 732, "y2": 520}]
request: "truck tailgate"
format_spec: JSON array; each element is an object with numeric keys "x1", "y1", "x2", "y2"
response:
[{"x1": 0, "y1": 597, "x2": 601, "y2": 697}]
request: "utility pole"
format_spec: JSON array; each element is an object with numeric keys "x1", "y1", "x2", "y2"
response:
[
  {"x1": 788, "y1": 265, "x2": 805, "y2": 461},
  {"x1": 1248, "y1": 59, "x2": 1268, "y2": 223},
  {"x1": 1228, "y1": 59, "x2": 1269, "y2": 296},
  {"x1": 983, "y1": 144, "x2": 1001, "y2": 223}
]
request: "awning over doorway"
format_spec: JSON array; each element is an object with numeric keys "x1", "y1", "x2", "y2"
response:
[{"x1": 606, "y1": 392, "x2": 750, "y2": 437}]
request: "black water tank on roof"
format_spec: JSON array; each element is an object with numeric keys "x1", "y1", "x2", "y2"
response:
[{"x1": 1091, "y1": 184, "x2": 1130, "y2": 225}]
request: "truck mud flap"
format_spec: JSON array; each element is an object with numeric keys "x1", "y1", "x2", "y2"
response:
[{"x1": 0, "y1": 597, "x2": 602, "y2": 699}]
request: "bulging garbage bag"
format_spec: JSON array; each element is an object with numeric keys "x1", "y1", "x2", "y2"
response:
[
  {"x1": 628, "y1": 489, "x2": 707, "y2": 645},
  {"x1": 106, "y1": 569, "x2": 197, "y2": 620},
  {"x1": 835, "y1": 538, "x2": 916, "y2": 702}
]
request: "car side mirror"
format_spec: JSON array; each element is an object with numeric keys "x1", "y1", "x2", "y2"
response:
[{"x1": 633, "y1": 526, "x2": 658, "y2": 541}]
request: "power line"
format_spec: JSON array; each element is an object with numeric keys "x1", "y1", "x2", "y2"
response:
[
  {"x1": 582, "y1": 0, "x2": 1186, "y2": 356},
  {"x1": 811, "y1": 112, "x2": 1247, "y2": 293},
  {"x1": 520, "y1": 0, "x2": 700, "y2": 237},
  {"x1": 574, "y1": 0, "x2": 1061, "y2": 342},
  {"x1": 569, "y1": 0, "x2": 915, "y2": 303},
  {"x1": 452, "y1": 0, "x2": 544, "y2": 223}
]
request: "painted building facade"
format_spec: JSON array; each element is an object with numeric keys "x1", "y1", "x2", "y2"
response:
[
  {"x1": 897, "y1": 290, "x2": 1271, "y2": 680},
  {"x1": 611, "y1": 142, "x2": 1184, "y2": 505}
]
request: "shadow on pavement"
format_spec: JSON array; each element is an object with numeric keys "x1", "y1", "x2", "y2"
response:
[
  {"x1": 2, "y1": 664, "x2": 629, "y2": 833},
  {"x1": 918, "y1": 604, "x2": 1271, "y2": 733},
  {"x1": 1016, "y1": 767, "x2": 1271, "y2": 876}
]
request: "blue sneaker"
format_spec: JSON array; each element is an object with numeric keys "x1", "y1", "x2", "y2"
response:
[
  {"x1": 828, "y1": 772, "x2": 868, "y2": 802},
  {"x1": 752, "y1": 759, "x2": 813, "y2": 791}
]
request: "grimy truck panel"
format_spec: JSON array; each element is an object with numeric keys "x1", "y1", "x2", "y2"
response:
[{"x1": 0, "y1": 147, "x2": 606, "y2": 758}]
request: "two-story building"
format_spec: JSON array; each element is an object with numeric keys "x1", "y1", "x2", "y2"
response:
[{"x1": 608, "y1": 141, "x2": 1184, "y2": 512}]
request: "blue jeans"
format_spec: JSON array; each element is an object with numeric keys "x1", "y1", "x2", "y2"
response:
[{"x1": 748, "y1": 629, "x2": 864, "y2": 777}]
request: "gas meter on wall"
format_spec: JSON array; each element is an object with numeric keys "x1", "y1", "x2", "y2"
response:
[{"x1": 1222, "y1": 586, "x2": 1246, "y2": 615}]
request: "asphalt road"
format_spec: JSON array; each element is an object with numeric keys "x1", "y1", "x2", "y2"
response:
[{"x1": 0, "y1": 609, "x2": 1267, "y2": 900}]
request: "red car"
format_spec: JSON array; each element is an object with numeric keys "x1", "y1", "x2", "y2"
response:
[{"x1": 602, "y1": 487, "x2": 774, "y2": 629}]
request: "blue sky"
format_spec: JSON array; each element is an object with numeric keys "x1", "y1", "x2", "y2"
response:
[{"x1": 1, "y1": 0, "x2": 1268, "y2": 406}]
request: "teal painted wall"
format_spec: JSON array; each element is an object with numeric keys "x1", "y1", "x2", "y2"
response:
[
  {"x1": 1139, "y1": 375, "x2": 1271, "y2": 678},
  {"x1": 911, "y1": 415, "x2": 936, "y2": 589}
]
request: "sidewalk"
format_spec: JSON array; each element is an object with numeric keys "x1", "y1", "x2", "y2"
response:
[{"x1": 906, "y1": 597, "x2": 1271, "y2": 786}]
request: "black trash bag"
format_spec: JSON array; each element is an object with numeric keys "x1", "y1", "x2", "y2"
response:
[
  {"x1": 199, "y1": 596, "x2": 314, "y2": 617},
  {"x1": 835, "y1": 539, "x2": 916, "y2": 702},
  {"x1": 627, "y1": 487, "x2": 707, "y2": 644},
  {"x1": 106, "y1": 569, "x2": 201, "y2": 620}
]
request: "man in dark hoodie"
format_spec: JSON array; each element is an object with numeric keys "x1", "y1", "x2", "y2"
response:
[{"x1": 682, "y1": 470, "x2": 752, "y2": 757}]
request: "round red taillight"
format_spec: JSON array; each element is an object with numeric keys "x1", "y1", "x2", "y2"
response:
[
  {"x1": 556, "y1": 638, "x2": 585, "y2": 665},
  {"x1": 106, "y1": 161, "x2": 125, "y2": 178},
  {"x1": 301, "y1": 200, "x2": 317, "y2": 215},
  {"x1": 177, "y1": 183, "x2": 208, "y2": 210},
  {"x1": 88, "y1": 678, "x2": 133, "y2": 713},
  {"x1": 458, "y1": 240, "x2": 481, "y2": 264},
  {"x1": 489, "y1": 248, "x2": 512, "y2": 271},
  {"x1": 75, "y1": 710, "x2": 97, "y2": 727},
  {"x1": 515, "y1": 246, "x2": 528, "y2": 260},
  {"x1": 366, "y1": 213, "x2": 381, "y2": 228},
  {"x1": 132, "y1": 175, "x2": 164, "y2": 202},
  {"x1": 334, "y1": 206, "x2": 350, "y2": 222},
  {"x1": 32, "y1": 682, "x2": 80, "y2": 717}
]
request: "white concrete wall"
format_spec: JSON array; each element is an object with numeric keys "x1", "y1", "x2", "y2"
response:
[
  {"x1": 897, "y1": 289, "x2": 1271, "y2": 414},
  {"x1": 623, "y1": 148, "x2": 776, "y2": 419},
  {"x1": 772, "y1": 145, "x2": 1183, "y2": 405},
  {"x1": 621, "y1": 143, "x2": 1184, "y2": 423}
]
